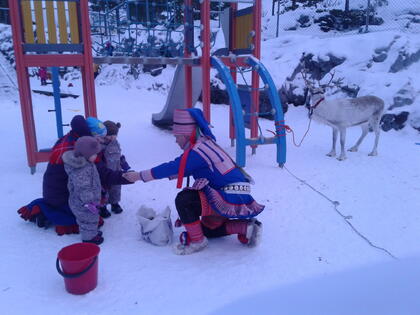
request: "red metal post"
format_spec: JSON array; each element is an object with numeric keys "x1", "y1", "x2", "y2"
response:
[
  {"x1": 35, "y1": 151, "x2": 52, "y2": 163},
  {"x1": 23, "y1": 54, "x2": 85, "y2": 67},
  {"x1": 9, "y1": 0, "x2": 39, "y2": 169},
  {"x1": 80, "y1": 0, "x2": 97, "y2": 117},
  {"x1": 184, "y1": 0, "x2": 193, "y2": 109},
  {"x1": 250, "y1": 0, "x2": 262, "y2": 152},
  {"x1": 201, "y1": 0, "x2": 211, "y2": 121}
]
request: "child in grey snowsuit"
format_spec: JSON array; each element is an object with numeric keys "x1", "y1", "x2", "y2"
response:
[
  {"x1": 62, "y1": 136, "x2": 104, "y2": 245},
  {"x1": 98, "y1": 120, "x2": 130, "y2": 218}
]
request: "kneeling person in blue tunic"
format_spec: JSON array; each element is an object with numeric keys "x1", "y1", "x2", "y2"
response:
[{"x1": 124, "y1": 109, "x2": 264, "y2": 255}]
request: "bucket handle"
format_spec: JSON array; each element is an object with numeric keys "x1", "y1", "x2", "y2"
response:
[{"x1": 56, "y1": 256, "x2": 97, "y2": 279}]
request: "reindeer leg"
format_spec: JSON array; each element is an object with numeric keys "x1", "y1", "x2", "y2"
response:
[
  {"x1": 326, "y1": 127, "x2": 337, "y2": 157},
  {"x1": 369, "y1": 119, "x2": 381, "y2": 156},
  {"x1": 337, "y1": 127, "x2": 347, "y2": 161},
  {"x1": 349, "y1": 123, "x2": 369, "y2": 152}
]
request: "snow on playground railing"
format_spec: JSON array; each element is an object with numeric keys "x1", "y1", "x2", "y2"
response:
[{"x1": 268, "y1": 0, "x2": 420, "y2": 39}]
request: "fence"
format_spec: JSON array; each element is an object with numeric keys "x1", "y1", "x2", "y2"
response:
[
  {"x1": 270, "y1": 0, "x2": 420, "y2": 37},
  {"x1": 0, "y1": 0, "x2": 7, "y2": 23}
]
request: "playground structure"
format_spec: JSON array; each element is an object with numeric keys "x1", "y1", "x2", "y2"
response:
[
  {"x1": 10, "y1": 0, "x2": 287, "y2": 172},
  {"x1": 9, "y1": 0, "x2": 97, "y2": 173}
]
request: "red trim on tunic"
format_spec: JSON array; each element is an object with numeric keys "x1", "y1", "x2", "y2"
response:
[{"x1": 198, "y1": 190, "x2": 227, "y2": 229}]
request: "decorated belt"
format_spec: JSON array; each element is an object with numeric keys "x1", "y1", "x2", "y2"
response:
[{"x1": 221, "y1": 182, "x2": 251, "y2": 194}]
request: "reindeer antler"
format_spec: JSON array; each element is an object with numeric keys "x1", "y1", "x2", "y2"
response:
[
  {"x1": 320, "y1": 70, "x2": 344, "y2": 89},
  {"x1": 326, "y1": 71, "x2": 335, "y2": 86},
  {"x1": 300, "y1": 59, "x2": 316, "y2": 90}
]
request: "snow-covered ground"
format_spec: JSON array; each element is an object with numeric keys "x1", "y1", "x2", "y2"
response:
[
  {"x1": 1, "y1": 1, "x2": 420, "y2": 314},
  {"x1": 1, "y1": 72, "x2": 419, "y2": 314}
]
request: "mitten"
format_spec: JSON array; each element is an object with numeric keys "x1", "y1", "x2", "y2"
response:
[
  {"x1": 17, "y1": 204, "x2": 41, "y2": 221},
  {"x1": 84, "y1": 203, "x2": 100, "y2": 214},
  {"x1": 120, "y1": 155, "x2": 131, "y2": 172}
]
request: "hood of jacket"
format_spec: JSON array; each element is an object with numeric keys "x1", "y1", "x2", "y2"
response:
[{"x1": 62, "y1": 150, "x2": 89, "y2": 169}]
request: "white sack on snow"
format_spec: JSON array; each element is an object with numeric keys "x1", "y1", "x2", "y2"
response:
[{"x1": 137, "y1": 205, "x2": 173, "y2": 246}]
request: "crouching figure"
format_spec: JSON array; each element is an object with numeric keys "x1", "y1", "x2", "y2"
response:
[{"x1": 124, "y1": 109, "x2": 264, "y2": 255}]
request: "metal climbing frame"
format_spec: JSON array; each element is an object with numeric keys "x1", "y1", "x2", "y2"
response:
[
  {"x1": 212, "y1": 55, "x2": 286, "y2": 167},
  {"x1": 9, "y1": 0, "x2": 286, "y2": 170},
  {"x1": 94, "y1": 0, "x2": 287, "y2": 167},
  {"x1": 9, "y1": 0, "x2": 97, "y2": 173},
  {"x1": 210, "y1": 56, "x2": 246, "y2": 166}
]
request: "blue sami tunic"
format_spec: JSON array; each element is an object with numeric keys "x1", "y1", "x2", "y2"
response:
[{"x1": 140, "y1": 137, "x2": 264, "y2": 219}]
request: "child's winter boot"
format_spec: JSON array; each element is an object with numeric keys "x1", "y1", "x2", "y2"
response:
[
  {"x1": 111, "y1": 203, "x2": 123, "y2": 214},
  {"x1": 99, "y1": 205, "x2": 111, "y2": 218},
  {"x1": 83, "y1": 233, "x2": 104, "y2": 245}
]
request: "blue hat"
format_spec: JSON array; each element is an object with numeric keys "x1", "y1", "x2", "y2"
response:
[
  {"x1": 186, "y1": 108, "x2": 216, "y2": 141},
  {"x1": 86, "y1": 117, "x2": 107, "y2": 137}
]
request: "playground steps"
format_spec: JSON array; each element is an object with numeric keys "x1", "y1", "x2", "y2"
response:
[{"x1": 32, "y1": 89, "x2": 79, "y2": 99}]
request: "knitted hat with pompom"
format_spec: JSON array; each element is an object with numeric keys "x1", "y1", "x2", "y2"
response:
[{"x1": 103, "y1": 120, "x2": 121, "y2": 136}]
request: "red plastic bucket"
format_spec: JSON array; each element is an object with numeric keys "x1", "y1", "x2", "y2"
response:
[{"x1": 56, "y1": 243, "x2": 100, "y2": 295}]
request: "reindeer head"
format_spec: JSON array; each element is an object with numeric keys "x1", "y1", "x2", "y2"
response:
[
  {"x1": 300, "y1": 66, "x2": 324, "y2": 117},
  {"x1": 300, "y1": 68, "x2": 343, "y2": 117},
  {"x1": 301, "y1": 68, "x2": 343, "y2": 97}
]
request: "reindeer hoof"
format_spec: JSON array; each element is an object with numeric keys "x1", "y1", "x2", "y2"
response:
[
  {"x1": 348, "y1": 147, "x2": 358, "y2": 152},
  {"x1": 368, "y1": 151, "x2": 378, "y2": 156},
  {"x1": 337, "y1": 156, "x2": 347, "y2": 161},
  {"x1": 326, "y1": 152, "x2": 336, "y2": 157}
]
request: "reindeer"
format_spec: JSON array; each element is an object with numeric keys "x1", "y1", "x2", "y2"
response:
[{"x1": 301, "y1": 69, "x2": 385, "y2": 161}]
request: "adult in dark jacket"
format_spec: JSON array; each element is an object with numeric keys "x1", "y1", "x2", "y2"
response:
[{"x1": 18, "y1": 115, "x2": 131, "y2": 235}]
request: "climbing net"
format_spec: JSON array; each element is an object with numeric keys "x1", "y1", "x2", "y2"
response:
[{"x1": 90, "y1": 0, "x2": 227, "y2": 57}]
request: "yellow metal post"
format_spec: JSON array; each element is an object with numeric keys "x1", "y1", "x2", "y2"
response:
[
  {"x1": 57, "y1": 1, "x2": 68, "y2": 43},
  {"x1": 68, "y1": 2, "x2": 80, "y2": 43},
  {"x1": 21, "y1": 1, "x2": 35, "y2": 43},
  {"x1": 46, "y1": 2, "x2": 57, "y2": 44}
]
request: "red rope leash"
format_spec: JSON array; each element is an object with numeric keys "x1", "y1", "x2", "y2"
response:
[{"x1": 268, "y1": 118, "x2": 313, "y2": 147}]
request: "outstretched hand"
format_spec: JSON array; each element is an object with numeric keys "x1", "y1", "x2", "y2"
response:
[{"x1": 123, "y1": 171, "x2": 141, "y2": 183}]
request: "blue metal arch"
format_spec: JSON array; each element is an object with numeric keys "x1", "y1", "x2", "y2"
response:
[
  {"x1": 245, "y1": 56, "x2": 286, "y2": 166},
  {"x1": 210, "y1": 56, "x2": 246, "y2": 167}
]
